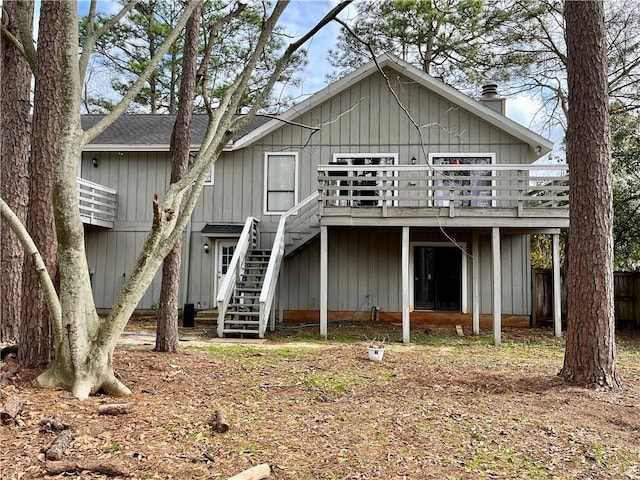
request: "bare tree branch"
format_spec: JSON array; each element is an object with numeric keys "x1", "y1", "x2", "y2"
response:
[
  {"x1": 83, "y1": 0, "x2": 201, "y2": 145},
  {"x1": 80, "y1": 0, "x2": 140, "y2": 86},
  {"x1": 0, "y1": 197, "x2": 62, "y2": 338}
]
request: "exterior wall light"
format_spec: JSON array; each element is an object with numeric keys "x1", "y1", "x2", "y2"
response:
[
  {"x1": 92, "y1": 157, "x2": 99, "y2": 168},
  {"x1": 203, "y1": 243, "x2": 210, "y2": 254}
]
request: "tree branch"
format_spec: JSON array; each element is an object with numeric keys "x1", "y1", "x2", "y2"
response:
[
  {"x1": 83, "y1": 0, "x2": 201, "y2": 145},
  {"x1": 80, "y1": 0, "x2": 140, "y2": 88},
  {"x1": 197, "y1": 1, "x2": 247, "y2": 81},
  {"x1": 0, "y1": 196, "x2": 63, "y2": 338},
  {"x1": 233, "y1": 0, "x2": 354, "y2": 132},
  {"x1": 1, "y1": 2, "x2": 37, "y2": 72}
]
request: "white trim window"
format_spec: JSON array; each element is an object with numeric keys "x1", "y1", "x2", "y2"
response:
[
  {"x1": 331, "y1": 153, "x2": 398, "y2": 206},
  {"x1": 264, "y1": 152, "x2": 298, "y2": 214},
  {"x1": 428, "y1": 153, "x2": 496, "y2": 207},
  {"x1": 203, "y1": 165, "x2": 215, "y2": 186}
]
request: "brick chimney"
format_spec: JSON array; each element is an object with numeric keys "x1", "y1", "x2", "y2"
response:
[{"x1": 479, "y1": 84, "x2": 505, "y2": 115}]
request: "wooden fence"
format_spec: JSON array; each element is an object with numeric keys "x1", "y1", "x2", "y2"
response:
[{"x1": 532, "y1": 269, "x2": 640, "y2": 327}]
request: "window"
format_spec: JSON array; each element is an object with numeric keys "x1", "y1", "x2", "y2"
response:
[
  {"x1": 429, "y1": 153, "x2": 495, "y2": 207},
  {"x1": 264, "y1": 152, "x2": 298, "y2": 214},
  {"x1": 331, "y1": 153, "x2": 398, "y2": 206},
  {"x1": 203, "y1": 165, "x2": 215, "y2": 186}
]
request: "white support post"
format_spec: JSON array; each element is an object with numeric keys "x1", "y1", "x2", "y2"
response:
[
  {"x1": 552, "y1": 233, "x2": 562, "y2": 337},
  {"x1": 320, "y1": 225, "x2": 328, "y2": 338},
  {"x1": 278, "y1": 267, "x2": 284, "y2": 331},
  {"x1": 472, "y1": 231, "x2": 480, "y2": 335},
  {"x1": 491, "y1": 227, "x2": 502, "y2": 346},
  {"x1": 402, "y1": 226, "x2": 410, "y2": 344},
  {"x1": 270, "y1": 289, "x2": 276, "y2": 332}
]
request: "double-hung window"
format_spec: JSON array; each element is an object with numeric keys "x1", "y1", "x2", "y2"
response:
[{"x1": 264, "y1": 152, "x2": 298, "y2": 214}]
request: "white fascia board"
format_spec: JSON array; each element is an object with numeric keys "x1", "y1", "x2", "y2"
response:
[
  {"x1": 83, "y1": 142, "x2": 234, "y2": 152},
  {"x1": 232, "y1": 53, "x2": 554, "y2": 158}
]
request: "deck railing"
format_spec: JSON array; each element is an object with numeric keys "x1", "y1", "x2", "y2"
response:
[
  {"x1": 77, "y1": 178, "x2": 117, "y2": 228},
  {"x1": 216, "y1": 217, "x2": 259, "y2": 337},
  {"x1": 318, "y1": 163, "x2": 568, "y2": 215},
  {"x1": 259, "y1": 192, "x2": 319, "y2": 336}
]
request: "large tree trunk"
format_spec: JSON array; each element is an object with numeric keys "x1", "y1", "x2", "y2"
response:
[
  {"x1": 36, "y1": 0, "x2": 201, "y2": 400},
  {"x1": 19, "y1": 0, "x2": 62, "y2": 368},
  {"x1": 156, "y1": 4, "x2": 202, "y2": 353},
  {"x1": 0, "y1": 1, "x2": 33, "y2": 344},
  {"x1": 560, "y1": 0, "x2": 621, "y2": 389},
  {"x1": 29, "y1": 0, "x2": 348, "y2": 400}
]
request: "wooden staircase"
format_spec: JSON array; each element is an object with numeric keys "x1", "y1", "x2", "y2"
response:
[{"x1": 220, "y1": 249, "x2": 271, "y2": 336}]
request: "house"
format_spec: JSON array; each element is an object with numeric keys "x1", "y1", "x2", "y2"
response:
[{"x1": 79, "y1": 54, "x2": 568, "y2": 345}]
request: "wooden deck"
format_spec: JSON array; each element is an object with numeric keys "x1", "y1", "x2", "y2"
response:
[{"x1": 318, "y1": 163, "x2": 569, "y2": 229}]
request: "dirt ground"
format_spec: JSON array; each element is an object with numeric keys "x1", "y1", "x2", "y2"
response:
[{"x1": 2, "y1": 321, "x2": 640, "y2": 479}]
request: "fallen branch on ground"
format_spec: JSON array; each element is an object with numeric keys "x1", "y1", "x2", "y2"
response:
[
  {"x1": 0, "y1": 396, "x2": 23, "y2": 425},
  {"x1": 98, "y1": 403, "x2": 132, "y2": 415},
  {"x1": 45, "y1": 459, "x2": 130, "y2": 477},
  {"x1": 45, "y1": 430, "x2": 75, "y2": 460},
  {"x1": 227, "y1": 463, "x2": 271, "y2": 480}
]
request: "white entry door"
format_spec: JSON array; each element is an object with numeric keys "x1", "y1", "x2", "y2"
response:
[{"x1": 214, "y1": 240, "x2": 237, "y2": 301}]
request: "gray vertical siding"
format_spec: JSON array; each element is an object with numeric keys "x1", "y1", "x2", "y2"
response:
[
  {"x1": 278, "y1": 227, "x2": 531, "y2": 316},
  {"x1": 82, "y1": 66, "x2": 539, "y2": 313}
]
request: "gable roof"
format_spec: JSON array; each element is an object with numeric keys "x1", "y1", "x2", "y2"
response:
[
  {"x1": 82, "y1": 114, "x2": 270, "y2": 152},
  {"x1": 232, "y1": 53, "x2": 554, "y2": 156},
  {"x1": 82, "y1": 54, "x2": 553, "y2": 156}
]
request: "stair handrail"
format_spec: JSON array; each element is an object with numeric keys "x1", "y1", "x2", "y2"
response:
[
  {"x1": 216, "y1": 216, "x2": 259, "y2": 337},
  {"x1": 259, "y1": 192, "x2": 319, "y2": 336}
]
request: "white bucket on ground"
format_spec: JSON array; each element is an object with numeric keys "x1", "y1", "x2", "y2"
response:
[{"x1": 367, "y1": 346, "x2": 385, "y2": 362}]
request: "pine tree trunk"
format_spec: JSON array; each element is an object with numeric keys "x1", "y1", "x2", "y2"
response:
[
  {"x1": 156, "y1": 4, "x2": 202, "y2": 352},
  {"x1": 0, "y1": 1, "x2": 33, "y2": 343},
  {"x1": 560, "y1": 0, "x2": 621, "y2": 390},
  {"x1": 19, "y1": 0, "x2": 62, "y2": 368}
]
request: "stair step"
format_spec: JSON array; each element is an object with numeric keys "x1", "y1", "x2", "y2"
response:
[
  {"x1": 228, "y1": 305, "x2": 260, "y2": 311},
  {"x1": 222, "y1": 328, "x2": 260, "y2": 334},
  {"x1": 224, "y1": 320, "x2": 260, "y2": 326},
  {"x1": 227, "y1": 311, "x2": 260, "y2": 316}
]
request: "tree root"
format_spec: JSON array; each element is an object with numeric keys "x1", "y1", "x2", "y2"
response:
[{"x1": 38, "y1": 367, "x2": 132, "y2": 401}]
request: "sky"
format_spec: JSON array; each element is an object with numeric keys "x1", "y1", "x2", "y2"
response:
[{"x1": 72, "y1": 0, "x2": 559, "y2": 155}]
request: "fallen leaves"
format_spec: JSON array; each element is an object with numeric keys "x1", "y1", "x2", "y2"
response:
[{"x1": 1, "y1": 327, "x2": 640, "y2": 479}]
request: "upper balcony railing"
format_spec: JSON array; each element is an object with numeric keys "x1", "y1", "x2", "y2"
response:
[
  {"x1": 77, "y1": 178, "x2": 117, "y2": 228},
  {"x1": 318, "y1": 163, "x2": 568, "y2": 222}
]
